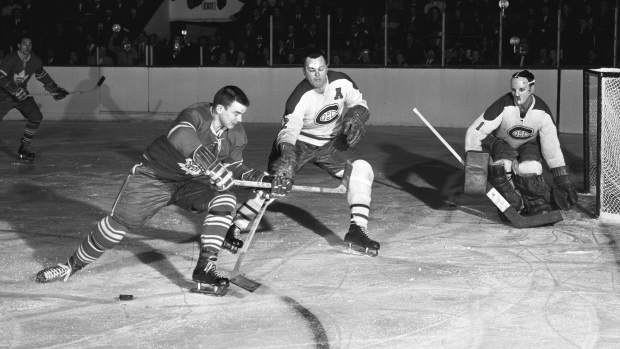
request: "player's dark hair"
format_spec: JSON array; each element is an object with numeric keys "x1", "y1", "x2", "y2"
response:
[
  {"x1": 213, "y1": 86, "x2": 250, "y2": 109},
  {"x1": 512, "y1": 70, "x2": 535, "y2": 85},
  {"x1": 303, "y1": 49, "x2": 327, "y2": 67}
]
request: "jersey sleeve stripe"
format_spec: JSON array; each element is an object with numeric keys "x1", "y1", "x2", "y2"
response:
[{"x1": 167, "y1": 122, "x2": 196, "y2": 137}]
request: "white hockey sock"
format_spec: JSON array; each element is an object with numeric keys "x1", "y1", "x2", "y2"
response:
[
  {"x1": 232, "y1": 191, "x2": 266, "y2": 230},
  {"x1": 347, "y1": 160, "x2": 373, "y2": 229}
]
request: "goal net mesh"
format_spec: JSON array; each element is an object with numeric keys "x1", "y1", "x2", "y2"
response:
[{"x1": 584, "y1": 68, "x2": 620, "y2": 221}]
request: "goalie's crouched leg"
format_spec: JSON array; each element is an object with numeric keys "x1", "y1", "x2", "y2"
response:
[{"x1": 512, "y1": 160, "x2": 553, "y2": 216}]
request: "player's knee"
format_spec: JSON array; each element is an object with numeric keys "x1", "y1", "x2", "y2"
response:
[
  {"x1": 207, "y1": 193, "x2": 236, "y2": 215},
  {"x1": 351, "y1": 159, "x2": 374, "y2": 182},
  {"x1": 29, "y1": 111, "x2": 43, "y2": 123},
  {"x1": 513, "y1": 160, "x2": 543, "y2": 176}
]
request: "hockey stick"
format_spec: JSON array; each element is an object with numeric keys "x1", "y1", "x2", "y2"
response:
[
  {"x1": 230, "y1": 198, "x2": 274, "y2": 292},
  {"x1": 233, "y1": 160, "x2": 353, "y2": 194},
  {"x1": 413, "y1": 108, "x2": 562, "y2": 228},
  {"x1": 27, "y1": 76, "x2": 106, "y2": 97}
]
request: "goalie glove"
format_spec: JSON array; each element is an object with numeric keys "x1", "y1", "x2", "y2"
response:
[
  {"x1": 44, "y1": 83, "x2": 69, "y2": 101},
  {"x1": 5, "y1": 80, "x2": 27, "y2": 101},
  {"x1": 342, "y1": 105, "x2": 369, "y2": 147},
  {"x1": 551, "y1": 166, "x2": 578, "y2": 210},
  {"x1": 193, "y1": 145, "x2": 234, "y2": 191},
  {"x1": 269, "y1": 142, "x2": 297, "y2": 178}
]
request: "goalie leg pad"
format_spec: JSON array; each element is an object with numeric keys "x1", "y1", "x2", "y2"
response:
[
  {"x1": 488, "y1": 163, "x2": 522, "y2": 211},
  {"x1": 464, "y1": 151, "x2": 489, "y2": 195}
]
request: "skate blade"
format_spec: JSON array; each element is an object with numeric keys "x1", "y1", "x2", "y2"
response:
[
  {"x1": 190, "y1": 285, "x2": 228, "y2": 297},
  {"x1": 342, "y1": 244, "x2": 379, "y2": 257},
  {"x1": 230, "y1": 275, "x2": 262, "y2": 293}
]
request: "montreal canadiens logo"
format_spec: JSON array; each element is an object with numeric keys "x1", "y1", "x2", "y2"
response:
[
  {"x1": 508, "y1": 125, "x2": 534, "y2": 139},
  {"x1": 315, "y1": 104, "x2": 339, "y2": 125}
]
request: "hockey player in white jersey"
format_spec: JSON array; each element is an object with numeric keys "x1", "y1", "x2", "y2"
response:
[
  {"x1": 229, "y1": 49, "x2": 379, "y2": 256},
  {"x1": 465, "y1": 70, "x2": 578, "y2": 220}
]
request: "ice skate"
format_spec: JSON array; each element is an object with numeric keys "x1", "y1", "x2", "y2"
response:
[
  {"x1": 35, "y1": 256, "x2": 83, "y2": 283},
  {"x1": 343, "y1": 223, "x2": 380, "y2": 257},
  {"x1": 221, "y1": 224, "x2": 243, "y2": 254},
  {"x1": 18, "y1": 144, "x2": 35, "y2": 161},
  {"x1": 191, "y1": 249, "x2": 229, "y2": 296}
]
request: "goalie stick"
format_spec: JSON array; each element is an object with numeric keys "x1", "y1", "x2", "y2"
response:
[
  {"x1": 230, "y1": 199, "x2": 274, "y2": 292},
  {"x1": 27, "y1": 76, "x2": 106, "y2": 97},
  {"x1": 413, "y1": 108, "x2": 562, "y2": 228},
  {"x1": 234, "y1": 160, "x2": 353, "y2": 194}
]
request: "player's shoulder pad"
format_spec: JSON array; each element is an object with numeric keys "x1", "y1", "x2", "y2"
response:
[
  {"x1": 178, "y1": 102, "x2": 212, "y2": 123},
  {"x1": 228, "y1": 123, "x2": 248, "y2": 147},
  {"x1": 483, "y1": 93, "x2": 513, "y2": 121},
  {"x1": 285, "y1": 78, "x2": 314, "y2": 115},
  {"x1": 327, "y1": 70, "x2": 359, "y2": 90},
  {"x1": 532, "y1": 95, "x2": 553, "y2": 116}
]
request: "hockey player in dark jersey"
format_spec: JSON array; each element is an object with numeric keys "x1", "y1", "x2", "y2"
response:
[
  {"x1": 0, "y1": 36, "x2": 68, "y2": 161},
  {"x1": 228, "y1": 50, "x2": 380, "y2": 256},
  {"x1": 465, "y1": 70, "x2": 578, "y2": 220},
  {"x1": 35, "y1": 86, "x2": 293, "y2": 296}
]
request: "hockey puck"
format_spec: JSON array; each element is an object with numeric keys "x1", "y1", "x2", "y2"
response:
[{"x1": 119, "y1": 294, "x2": 134, "y2": 301}]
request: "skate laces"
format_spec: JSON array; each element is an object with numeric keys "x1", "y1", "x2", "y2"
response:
[
  {"x1": 44, "y1": 263, "x2": 71, "y2": 282},
  {"x1": 206, "y1": 260, "x2": 227, "y2": 278}
]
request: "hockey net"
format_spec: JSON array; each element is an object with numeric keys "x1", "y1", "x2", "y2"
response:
[{"x1": 583, "y1": 68, "x2": 620, "y2": 223}]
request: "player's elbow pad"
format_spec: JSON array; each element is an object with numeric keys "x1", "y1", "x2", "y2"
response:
[{"x1": 193, "y1": 145, "x2": 217, "y2": 173}]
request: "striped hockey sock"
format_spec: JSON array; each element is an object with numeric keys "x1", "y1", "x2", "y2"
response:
[
  {"x1": 350, "y1": 203, "x2": 369, "y2": 228},
  {"x1": 200, "y1": 193, "x2": 236, "y2": 252},
  {"x1": 21, "y1": 120, "x2": 41, "y2": 147},
  {"x1": 72, "y1": 216, "x2": 128, "y2": 267}
]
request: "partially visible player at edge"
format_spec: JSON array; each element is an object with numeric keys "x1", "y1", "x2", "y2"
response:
[
  {"x1": 228, "y1": 49, "x2": 379, "y2": 256},
  {"x1": 35, "y1": 86, "x2": 293, "y2": 296},
  {"x1": 0, "y1": 36, "x2": 68, "y2": 161},
  {"x1": 465, "y1": 70, "x2": 578, "y2": 220}
]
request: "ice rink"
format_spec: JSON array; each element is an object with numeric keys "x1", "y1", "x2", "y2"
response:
[{"x1": 1, "y1": 120, "x2": 619, "y2": 349}]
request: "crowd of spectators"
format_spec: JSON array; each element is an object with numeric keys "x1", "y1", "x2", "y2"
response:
[{"x1": 0, "y1": 0, "x2": 616, "y2": 68}]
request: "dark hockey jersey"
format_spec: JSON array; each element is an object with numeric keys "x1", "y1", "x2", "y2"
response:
[
  {"x1": 142, "y1": 102, "x2": 261, "y2": 181},
  {"x1": 0, "y1": 51, "x2": 54, "y2": 92}
]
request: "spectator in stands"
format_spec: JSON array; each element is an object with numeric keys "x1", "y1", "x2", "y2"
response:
[
  {"x1": 274, "y1": 39, "x2": 287, "y2": 64},
  {"x1": 470, "y1": 49, "x2": 483, "y2": 66},
  {"x1": 355, "y1": 48, "x2": 373, "y2": 64},
  {"x1": 255, "y1": 46, "x2": 270, "y2": 66},
  {"x1": 574, "y1": 17, "x2": 595, "y2": 65},
  {"x1": 91, "y1": 0, "x2": 106, "y2": 19},
  {"x1": 312, "y1": 5, "x2": 327, "y2": 36},
  {"x1": 44, "y1": 48, "x2": 57, "y2": 65},
  {"x1": 403, "y1": 6, "x2": 426, "y2": 38},
  {"x1": 402, "y1": 32, "x2": 425, "y2": 65},
  {"x1": 291, "y1": 5, "x2": 306, "y2": 31},
  {"x1": 548, "y1": 48, "x2": 558, "y2": 67},
  {"x1": 249, "y1": 34, "x2": 266, "y2": 63},
  {"x1": 87, "y1": 46, "x2": 114, "y2": 66},
  {"x1": 111, "y1": 34, "x2": 139, "y2": 66},
  {"x1": 395, "y1": 51, "x2": 408, "y2": 67},
  {"x1": 272, "y1": 7, "x2": 287, "y2": 39},
  {"x1": 332, "y1": 6, "x2": 349, "y2": 47},
  {"x1": 235, "y1": 50, "x2": 248, "y2": 66},
  {"x1": 215, "y1": 51, "x2": 232, "y2": 66},
  {"x1": 134, "y1": 30, "x2": 148, "y2": 65},
  {"x1": 302, "y1": 22, "x2": 324, "y2": 50},
  {"x1": 148, "y1": 33, "x2": 168, "y2": 66},
  {"x1": 83, "y1": 34, "x2": 97, "y2": 64},
  {"x1": 284, "y1": 24, "x2": 299, "y2": 51},
  {"x1": 67, "y1": 50, "x2": 80, "y2": 66},
  {"x1": 444, "y1": 46, "x2": 457, "y2": 65},
  {"x1": 585, "y1": 48, "x2": 600, "y2": 66},
  {"x1": 331, "y1": 54, "x2": 343, "y2": 65},
  {"x1": 286, "y1": 52, "x2": 297, "y2": 64},
  {"x1": 1, "y1": 0, "x2": 20, "y2": 17},
  {"x1": 238, "y1": 22, "x2": 258, "y2": 51},
  {"x1": 424, "y1": 48, "x2": 440, "y2": 66},
  {"x1": 532, "y1": 47, "x2": 550, "y2": 66}
]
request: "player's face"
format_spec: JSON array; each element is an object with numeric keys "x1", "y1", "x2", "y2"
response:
[
  {"x1": 303, "y1": 56, "x2": 328, "y2": 92},
  {"x1": 216, "y1": 101, "x2": 247, "y2": 129},
  {"x1": 18, "y1": 38, "x2": 32, "y2": 56},
  {"x1": 510, "y1": 77, "x2": 534, "y2": 106}
]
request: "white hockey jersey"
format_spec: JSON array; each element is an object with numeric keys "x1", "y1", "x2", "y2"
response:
[
  {"x1": 465, "y1": 93, "x2": 565, "y2": 169},
  {"x1": 276, "y1": 70, "x2": 368, "y2": 147}
]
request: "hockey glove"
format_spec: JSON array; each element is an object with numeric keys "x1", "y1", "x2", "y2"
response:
[
  {"x1": 551, "y1": 166, "x2": 578, "y2": 210},
  {"x1": 193, "y1": 145, "x2": 234, "y2": 191},
  {"x1": 44, "y1": 83, "x2": 69, "y2": 101},
  {"x1": 269, "y1": 142, "x2": 297, "y2": 178},
  {"x1": 5, "y1": 80, "x2": 27, "y2": 101},
  {"x1": 342, "y1": 105, "x2": 369, "y2": 147},
  {"x1": 262, "y1": 175, "x2": 294, "y2": 198}
]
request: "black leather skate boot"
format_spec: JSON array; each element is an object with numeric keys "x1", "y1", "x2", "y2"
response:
[
  {"x1": 191, "y1": 248, "x2": 229, "y2": 296},
  {"x1": 344, "y1": 223, "x2": 380, "y2": 257},
  {"x1": 18, "y1": 143, "x2": 35, "y2": 161}
]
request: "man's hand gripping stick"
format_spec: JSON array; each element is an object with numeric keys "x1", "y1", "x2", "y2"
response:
[
  {"x1": 413, "y1": 108, "x2": 562, "y2": 228},
  {"x1": 234, "y1": 160, "x2": 353, "y2": 194}
]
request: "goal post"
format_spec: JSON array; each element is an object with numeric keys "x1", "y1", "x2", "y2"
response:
[{"x1": 583, "y1": 68, "x2": 620, "y2": 223}]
